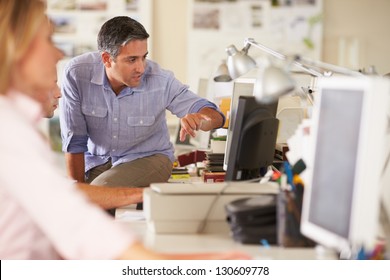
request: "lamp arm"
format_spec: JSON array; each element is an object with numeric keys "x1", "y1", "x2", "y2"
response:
[
  {"x1": 294, "y1": 55, "x2": 364, "y2": 77},
  {"x1": 292, "y1": 60, "x2": 323, "y2": 77},
  {"x1": 245, "y1": 38, "x2": 286, "y2": 60},
  {"x1": 244, "y1": 38, "x2": 322, "y2": 77}
]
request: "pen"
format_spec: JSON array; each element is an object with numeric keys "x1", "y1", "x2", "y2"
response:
[
  {"x1": 260, "y1": 239, "x2": 270, "y2": 249},
  {"x1": 283, "y1": 161, "x2": 295, "y2": 190}
]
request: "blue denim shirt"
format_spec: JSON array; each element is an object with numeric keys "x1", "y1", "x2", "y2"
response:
[{"x1": 59, "y1": 52, "x2": 224, "y2": 173}]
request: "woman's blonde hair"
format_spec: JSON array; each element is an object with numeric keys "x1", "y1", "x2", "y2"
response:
[{"x1": 0, "y1": 0, "x2": 46, "y2": 94}]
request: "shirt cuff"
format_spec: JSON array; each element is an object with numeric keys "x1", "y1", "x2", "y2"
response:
[
  {"x1": 192, "y1": 102, "x2": 226, "y2": 129},
  {"x1": 63, "y1": 134, "x2": 89, "y2": 153}
]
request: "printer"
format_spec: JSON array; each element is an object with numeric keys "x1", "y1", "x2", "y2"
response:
[{"x1": 143, "y1": 181, "x2": 279, "y2": 234}]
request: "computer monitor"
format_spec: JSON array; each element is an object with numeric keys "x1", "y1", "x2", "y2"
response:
[
  {"x1": 223, "y1": 71, "x2": 311, "y2": 172},
  {"x1": 224, "y1": 95, "x2": 279, "y2": 181},
  {"x1": 300, "y1": 76, "x2": 390, "y2": 256},
  {"x1": 223, "y1": 77, "x2": 259, "y2": 171}
]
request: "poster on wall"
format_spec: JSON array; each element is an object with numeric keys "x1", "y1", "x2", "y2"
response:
[
  {"x1": 47, "y1": 0, "x2": 152, "y2": 60},
  {"x1": 187, "y1": 0, "x2": 323, "y2": 92}
]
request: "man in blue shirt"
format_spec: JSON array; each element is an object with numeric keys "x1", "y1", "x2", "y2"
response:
[{"x1": 60, "y1": 16, "x2": 224, "y2": 195}]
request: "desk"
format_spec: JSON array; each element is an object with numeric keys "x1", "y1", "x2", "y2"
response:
[{"x1": 115, "y1": 206, "x2": 336, "y2": 260}]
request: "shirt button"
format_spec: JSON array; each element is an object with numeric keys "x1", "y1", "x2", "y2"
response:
[
  {"x1": 113, "y1": 135, "x2": 117, "y2": 139},
  {"x1": 112, "y1": 149, "x2": 116, "y2": 152},
  {"x1": 140, "y1": 120, "x2": 143, "y2": 124},
  {"x1": 114, "y1": 118, "x2": 118, "y2": 122},
  {"x1": 92, "y1": 110, "x2": 95, "y2": 115}
]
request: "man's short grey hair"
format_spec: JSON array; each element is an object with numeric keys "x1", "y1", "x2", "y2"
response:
[{"x1": 97, "y1": 16, "x2": 149, "y2": 59}]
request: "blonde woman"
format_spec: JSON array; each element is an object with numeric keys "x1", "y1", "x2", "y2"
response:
[{"x1": 0, "y1": 0, "x2": 250, "y2": 260}]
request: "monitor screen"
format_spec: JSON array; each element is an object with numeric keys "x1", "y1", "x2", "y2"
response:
[
  {"x1": 301, "y1": 76, "x2": 390, "y2": 255},
  {"x1": 223, "y1": 80, "x2": 257, "y2": 171},
  {"x1": 224, "y1": 96, "x2": 279, "y2": 181},
  {"x1": 307, "y1": 87, "x2": 363, "y2": 239}
]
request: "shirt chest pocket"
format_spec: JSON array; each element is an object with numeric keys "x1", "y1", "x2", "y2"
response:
[
  {"x1": 82, "y1": 106, "x2": 108, "y2": 129},
  {"x1": 127, "y1": 116, "x2": 155, "y2": 141}
]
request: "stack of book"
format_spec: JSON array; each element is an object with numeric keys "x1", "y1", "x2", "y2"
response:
[
  {"x1": 202, "y1": 152, "x2": 226, "y2": 183},
  {"x1": 169, "y1": 167, "x2": 191, "y2": 183}
]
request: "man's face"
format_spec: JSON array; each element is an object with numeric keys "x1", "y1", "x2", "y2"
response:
[
  {"x1": 103, "y1": 39, "x2": 148, "y2": 94},
  {"x1": 42, "y1": 83, "x2": 61, "y2": 118}
]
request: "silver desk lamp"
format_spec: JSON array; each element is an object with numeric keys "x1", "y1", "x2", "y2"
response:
[{"x1": 222, "y1": 37, "x2": 363, "y2": 103}]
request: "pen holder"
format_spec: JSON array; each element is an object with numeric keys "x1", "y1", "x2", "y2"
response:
[{"x1": 277, "y1": 188, "x2": 315, "y2": 247}]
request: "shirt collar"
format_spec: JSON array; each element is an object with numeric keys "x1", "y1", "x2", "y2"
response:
[
  {"x1": 91, "y1": 61, "x2": 148, "y2": 94},
  {"x1": 91, "y1": 60, "x2": 105, "y2": 86}
]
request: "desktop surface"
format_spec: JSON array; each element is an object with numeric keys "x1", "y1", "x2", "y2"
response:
[{"x1": 115, "y1": 205, "x2": 335, "y2": 260}]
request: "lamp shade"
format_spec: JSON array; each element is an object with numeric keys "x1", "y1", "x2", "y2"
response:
[
  {"x1": 254, "y1": 65, "x2": 295, "y2": 103},
  {"x1": 226, "y1": 45, "x2": 256, "y2": 79},
  {"x1": 213, "y1": 60, "x2": 232, "y2": 82}
]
